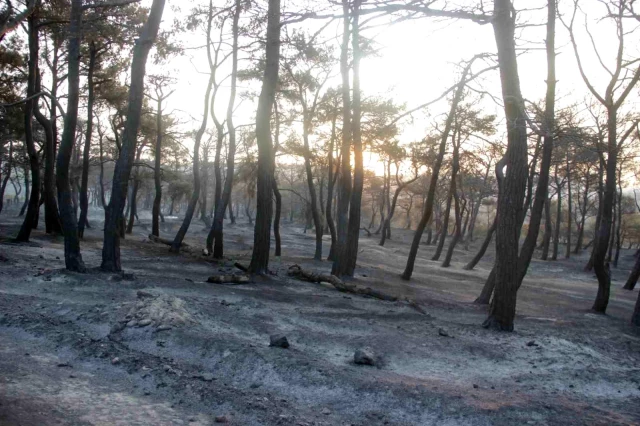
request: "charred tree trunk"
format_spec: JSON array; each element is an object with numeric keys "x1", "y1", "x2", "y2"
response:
[
  {"x1": 78, "y1": 42, "x2": 97, "y2": 238},
  {"x1": 482, "y1": 0, "x2": 530, "y2": 331},
  {"x1": 326, "y1": 117, "x2": 338, "y2": 260},
  {"x1": 33, "y1": 72, "x2": 62, "y2": 233},
  {"x1": 541, "y1": 196, "x2": 552, "y2": 260},
  {"x1": 152, "y1": 95, "x2": 163, "y2": 237},
  {"x1": 0, "y1": 140, "x2": 12, "y2": 215},
  {"x1": 16, "y1": 14, "x2": 41, "y2": 242},
  {"x1": 432, "y1": 173, "x2": 454, "y2": 261},
  {"x1": 464, "y1": 217, "x2": 497, "y2": 270},
  {"x1": 574, "y1": 173, "x2": 589, "y2": 253},
  {"x1": 331, "y1": 0, "x2": 353, "y2": 277},
  {"x1": 170, "y1": 24, "x2": 217, "y2": 251},
  {"x1": 248, "y1": 0, "x2": 280, "y2": 274},
  {"x1": 207, "y1": 1, "x2": 240, "y2": 258},
  {"x1": 43, "y1": 37, "x2": 62, "y2": 233},
  {"x1": 551, "y1": 165, "x2": 562, "y2": 261},
  {"x1": 101, "y1": 0, "x2": 166, "y2": 271},
  {"x1": 401, "y1": 58, "x2": 473, "y2": 280},
  {"x1": 565, "y1": 155, "x2": 572, "y2": 258},
  {"x1": 54, "y1": 0, "x2": 85, "y2": 271}
]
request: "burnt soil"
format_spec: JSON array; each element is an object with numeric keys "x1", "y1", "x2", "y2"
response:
[{"x1": 1, "y1": 208, "x2": 639, "y2": 425}]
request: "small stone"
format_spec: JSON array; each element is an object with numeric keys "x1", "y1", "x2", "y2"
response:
[
  {"x1": 201, "y1": 373, "x2": 215, "y2": 382},
  {"x1": 473, "y1": 384, "x2": 479, "y2": 389},
  {"x1": 111, "y1": 357, "x2": 121, "y2": 365},
  {"x1": 126, "y1": 320, "x2": 137, "y2": 327},
  {"x1": 438, "y1": 328, "x2": 450, "y2": 337},
  {"x1": 214, "y1": 415, "x2": 229, "y2": 423},
  {"x1": 56, "y1": 256, "x2": 60, "y2": 260},
  {"x1": 526, "y1": 340, "x2": 538, "y2": 347},
  {"x1": 110, "y1": 322, "x2": 126, "y2": 334},
  {"x1": 156, "y1": 325, "x2": 172, "y2": 332},
  {"x1": 137, "y1": 290, "x2": 153, "y2": 299},
  {"x1": 137, "y1": 319, "x2": 152, "y2": 327},
  {"x1": 57, "y1": 362, "x2": 71, "y2": 368},
  {"x1": 354, "y1": 348, "x2": 375, "y2": 366},
  {"x1": 269, "y1": 334, "x2": 289, "y2": 348},
  {"x1": 321, "y1": 408, "x2": 331, "y2": 415}
]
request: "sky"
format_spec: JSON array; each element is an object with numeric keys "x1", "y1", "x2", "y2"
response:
[{"x1": 143, "y1": 0, "x2": 640, "y2": 177}]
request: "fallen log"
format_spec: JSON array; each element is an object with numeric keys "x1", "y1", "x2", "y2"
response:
[
  {"x1": 286, "y1": 265, "x2": 428, "y2": 316},
  {"x1": 287, "y1": 264, "x2": 399, "y2": 301},
  {"x1": 234, "y1": 262, "x2": 248, "y2": 272},
  {"x1": 207, "y1": 274, "x2": 252, "y2": 284},
  {"x1": 149, "y1": 234, "x2": 190, "y2": 249}
]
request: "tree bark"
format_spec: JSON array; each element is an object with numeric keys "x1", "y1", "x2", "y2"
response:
[
  {"x1": 432, "y1": 172, "x2": 454, "y2": 261},
  {"x1": 331, "y1": 0, "x2": 354, "y2": 277},
  {"x1": 551, "y1": 165, "x2": 561, "y2": 261},
  {"x1": 482, "y1": 0, "x2": 530, "y2": 331},
  {"x1": 248, "y1": 0, "x2": 280, "y2": 274},
  {"x1": 326, "y1": 116, "x2": 338, "y2": 260},
  {"x1": 574, "y1": 172, "x2": 589, "y2": 253},
  {"x1": 152, "y1": 93, "x2": 165, "y2": 237},
  {"x1": 565, "y1": 154, "x2": 572, "y2": 258},
  {"x1": 15, "y1": 14, "x2": 41, "y2": 242},
  {"x1": 464, "y1": 217, "x2": 496, "y2": 270},
  {"x1": 541, "y1": 195, "x2": 552, "y2": 260},
  {"x1": 207, "y1": 0, "x2": 240, "y2": 258},
  {"x1": 401, "y1": 57, "x2": 474, "y2": 280},
  {"x1": 0, "y1": 140, "x2": 12, "y2": 215},
  {"x1": 78, "y1": 42, "x2": 97, "y2": 238},
  {"x1": 101, "y1": 0, "x2": 166, "y2": 271},
  {"x1": 54, "y1": 0, "x2": 85, "y2": 271}
]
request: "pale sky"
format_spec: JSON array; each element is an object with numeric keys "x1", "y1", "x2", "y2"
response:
[{"x1": 144, "y1": 0, "x2": 640, "y2": 176}]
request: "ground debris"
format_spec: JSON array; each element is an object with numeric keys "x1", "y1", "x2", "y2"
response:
[
  {"x1": 354, "y1": 348, "x2": 376, "y2": 366},
  {"x1": 207, "y1": 274, "x2": 251, "y2": 284},
  {"x1": 270, "y1": 334, "x2": 290, "y2": 348}
]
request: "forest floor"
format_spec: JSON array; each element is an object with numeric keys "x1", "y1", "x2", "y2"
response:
[{"x1": 1, "y1": 207, "x2": 639, "y2": 426}]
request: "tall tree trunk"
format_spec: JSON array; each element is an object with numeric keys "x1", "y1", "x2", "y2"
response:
[
  {"x1": 464, "y1": 217, "x2": 496, "y2": 271},
  {"x1": 170, "y1": 4, "x2": 219, "y2": 252},
  {"x1": 78, "y1": 42, "x2": 97, "y2": 238},
  {"x1": 401, "y1": 57, "x2": 474, "y2": 280},
  {"x1": 331, "y1": 0, "x2": 353, "y2": 277},
  {"x1": 574, "y1": 173, "x2": 589, "y2": 253},
  {"x1": 432, "y1": 173, "x2": 454, "y2": 261},
  {"x1": 624, "y1": 252, "x2": 640, "y2": 290},
  {"x1": 43, "y1": 37, "x2": 62, "y2": 233},
  {"x1": 126, "y1": 168, "x2": 140, "y2": 234},
  {"x1": 341, "y1": 0, "x2": 364, "y2": 277},
  {"x1": 442, "y1": 135, "x2": 462, "y2": 268},
  {"x1": 54, "y1": 0, "x2": 85, "y2": 271},
  {"x1": 207, "y1": 0, "x2": 240, "y2": 258},
  {"x1": 565, "y1": 155, "x2": 572, "y2": 258},
  {"x1": 632, "y1": 289, "x2": 640, "y2": 326},
  {"x1": 585, "y1": 156, "x2": 605, "y2": 272},
  {"x1": 482, "y1": 0, "x2": 530, "y2": 331},
  {"x1": 18, "y1": 165, "x2": 29, "y2": 217},
  {"x1": 613, "y1": 179, "x2": 622, "y2": 267},
  {"x1": 248, "y1": 0, "x2": 280, "y2": 274},
  {"x1": 541, "y1": 196, "x2": 552, "y2": 260},
  {"x1": 272, "y1": 103, "x2": 282, "y2": 257},
  {"x1": 16, "y1": 14, "x2": 41, "y2": 242},
  {"x1": 551, "y1": 165, "x2": 561, "y2": 261},
  {"x1": 512, "y1": 0, "x2": 556, "y2": 292},
  {"x1": 152, "y1": 95, "x2": 164, "y2": 237},
  {"x1": 0, "y1": 140, "x2": 12, "y2": 215},
  {"x1": 101, "y1": 0, "x2": 166, "y2": 271},
  {"x1": 326, "y1": 117, "x2": 338, "y2": 260},
  {"x1": 302, "y1": 129, "x2": 323, "y2": 260}
]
